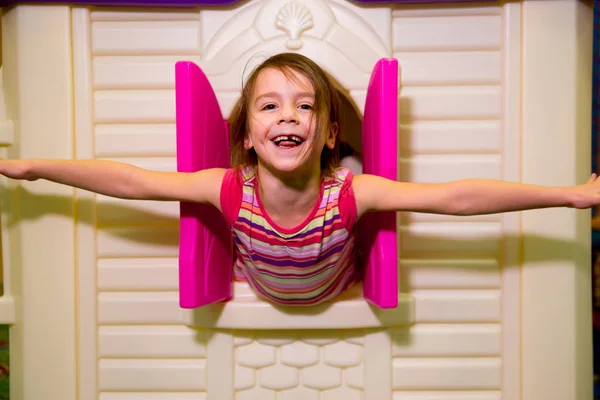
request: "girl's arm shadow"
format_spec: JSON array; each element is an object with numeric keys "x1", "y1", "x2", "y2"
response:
[
  {"x1": 1, "y1": 185, "x2": 591, "y2": 263},
  {"x1": 0, "y1": 185, "x2": 180, "y2": 243}
]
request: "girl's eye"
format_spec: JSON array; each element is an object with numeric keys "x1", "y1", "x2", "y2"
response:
[
  {"x1": 299, "y1": 104, "x2": 313, "y2": 110},
  {"x1": 262, "y1": 104, "x2": 276, "y2": 110}
]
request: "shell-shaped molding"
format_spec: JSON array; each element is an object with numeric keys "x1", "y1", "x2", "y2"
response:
[{"x1": 275, "y1": 1, "x2": 314, "y2": 49}]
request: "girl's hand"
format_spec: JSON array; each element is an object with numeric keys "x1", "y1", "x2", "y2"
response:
[
  {"x1": 570, "y1": 173, "x2": 600, "y2": 209},
  {"x1": 0, "y1": 159, "x2": 39, "y2": 181}
]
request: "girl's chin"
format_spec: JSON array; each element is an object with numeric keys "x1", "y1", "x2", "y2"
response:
[{"x1": 259, "y1": 160, "x2": 319, "y2": 176}]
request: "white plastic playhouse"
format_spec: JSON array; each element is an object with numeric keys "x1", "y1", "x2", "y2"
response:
[{"x1": 0, "y1": 0, "x2": 595, "y2": 399}]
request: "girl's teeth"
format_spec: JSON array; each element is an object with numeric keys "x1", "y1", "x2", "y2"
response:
[{"x1": 274, "y1": 136, "x2": 303, "y2": 147}]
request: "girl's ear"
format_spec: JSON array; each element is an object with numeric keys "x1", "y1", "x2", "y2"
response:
[
  {"x1": 244, "y1": 134, "x2": 253, "y2": 150},
  {"x1": 325, "y1": 122, "x2": 338, "y2": 150}
]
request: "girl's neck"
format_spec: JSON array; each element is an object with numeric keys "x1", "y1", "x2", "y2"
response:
[{"x1": 256, "y1": 163, "x2": 322, "y2": 229}]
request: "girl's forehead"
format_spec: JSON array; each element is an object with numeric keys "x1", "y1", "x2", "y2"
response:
[{"x1": 253, "y1": 67, "x2": 314, "y2": 94}]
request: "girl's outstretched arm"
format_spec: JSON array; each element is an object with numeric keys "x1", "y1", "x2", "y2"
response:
[
  {"x1": 0, "y1": 158, "x2": 225, "y2": 208},
  {"x1": 353, "y1": 173, "x2": 600, "y2": 218}
]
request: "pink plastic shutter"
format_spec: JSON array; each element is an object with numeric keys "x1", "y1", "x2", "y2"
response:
[
  {"x1": 358, "y1": 58, "x2": 399, "y2": 308},
  {"x1": 175, "y1": 61, "x2": 233, "y2": 308}
]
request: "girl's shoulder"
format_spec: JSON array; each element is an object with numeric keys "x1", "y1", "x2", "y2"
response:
[
  {"x1": 325, "y1": 167, "x2": 354, "y2": 186},
  {"x1": 219, "y1": 166, "x2": 249, "y2": 222},
  {"x1": 223, "y1": 165, "x2": 257, "y2": 184},
  {"x1": 330, "y1": 167, "x2": 358, "y2": 229}
]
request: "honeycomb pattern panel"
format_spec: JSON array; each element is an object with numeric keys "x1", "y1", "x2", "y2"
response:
[{"x1": 234, "y1": 330, "x2": 365, "y2": 398}]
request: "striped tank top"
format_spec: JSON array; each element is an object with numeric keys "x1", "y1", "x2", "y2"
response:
[{"x1": 220, "y1": 166, "x2": 358, "y2": 306}]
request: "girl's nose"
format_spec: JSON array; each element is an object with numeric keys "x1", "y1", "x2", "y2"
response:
[{"x1": 278, "y1": 106, "x2": 299, "y2": 124}]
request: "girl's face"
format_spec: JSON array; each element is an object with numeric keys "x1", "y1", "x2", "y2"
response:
[{"x1": 245, "y1": 67, "x2": 336, "y2": 177}]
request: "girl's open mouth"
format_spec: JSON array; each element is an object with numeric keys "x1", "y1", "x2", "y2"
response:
[{"x1": 272, "y1": 135, "x2": 305, "y2": 149}]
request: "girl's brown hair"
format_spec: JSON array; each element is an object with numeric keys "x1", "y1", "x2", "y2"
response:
[{"x1": 229, "y1": 53, "x2": 341, "y2": 174}]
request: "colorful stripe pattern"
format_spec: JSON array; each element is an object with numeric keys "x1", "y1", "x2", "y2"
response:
[{"x1": 230, "y1": 167, "x2": 357, "y2": 306}]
